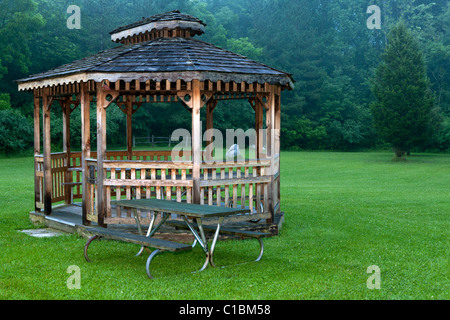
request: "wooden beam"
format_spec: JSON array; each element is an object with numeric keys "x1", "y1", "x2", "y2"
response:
[
  {"x1": 126, "y1": 95, "x2": 133, "y2": 161},
  {"x1": 191, "y1": 80, "x2": 202, "y2": 204},
  {"x1": 33, "y1": 94, "x2": 41, "y2": 156},
  {"x1": 62, "y1": 97, "x2": 72, "y2": 205},
  {"x1": 255, "y1": 93, "x2": 270, "y2": 110},
  {"x1": 274, "y1": 87, "x2": 281, "y2": 157},
  {"x1": 96, "y1": 82, "x2": 107, "y2": 227},
  {"x1": 80, "y1": 82, "x2": 91, "y2": 225},
  {"x1": 266, "y1": 89, "x2": 274, "y2": 158},
  {"x1": 274, "y1": 86, "x2": 281, "y2": 214},
  {"x1": 205, "y1": 99, "x2": 217, "y2": 161},
  {"x1": 94, "y1": 82, "x2": 119, "y2": 227},
  {"x1": 177, "y1": 91, "x2": 193, "y2": 110},
  {"x1": 266, "y1": 84, "x2": 276, "y2": 222},
  {"x1": 33, "y1": 93, "x2": 41, "y2": 212},
  {"x1": 42, "y1": 88, "x2": 53, "y2": 215},
  {"x1": 254, "y1": 98, "x2": 264, "y2": 159}
]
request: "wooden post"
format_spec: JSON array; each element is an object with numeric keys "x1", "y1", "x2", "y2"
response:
[
  {"x1": 274, "y1": 90, "x2": 281, "y2": 156},
  {"x1": 33, "y1": 93, "x2": 41, "y2": 212},
  {"x1": 266, "y1": 93, "x2": 274, "y2": 159},
  {"x1": 266, "y1": 85, "x2": 276, "y2": 222},
  {"x1": 95, "y1": 82, "x2": 119, "y2": 227},
  {"x1": 191, "y1": 80, "x2": 202, "y2": 204},
  {"x1": 62, "y1": 97, "x2": 72, "y2": 205},
  {"x1": 81, "y1": 82, "x2": 91, "y2": 225},
  {"x1": 274, "y1": 86, "x2": 281, "y2": 214},
  {"x1": 42, "y1": 88, "x2": 53, "y2": 215},
  {"x1": 96, "y1": 82, "x2": 107, "y2": 227},
  {"x1": 254, "y1": 99, "x2": 264, "y2": 159},
  {"x1": 205, "y1": 99, "x2": 216, "y2": 161},
  {"x1": 126, "y1": 95, "x2": 133, "y2": 160},
  {"x1": 62, "y1": 98, "x2": 71, "y2": 156}
]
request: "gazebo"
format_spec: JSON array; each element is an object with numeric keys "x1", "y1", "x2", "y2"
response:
[{"x1": 16, "y1": 10, "x2": 293, "y2": 233}]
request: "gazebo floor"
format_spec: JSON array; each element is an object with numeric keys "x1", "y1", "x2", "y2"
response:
[{"x1": 29, "y1": 204, "x2": 283, "y2": 243}]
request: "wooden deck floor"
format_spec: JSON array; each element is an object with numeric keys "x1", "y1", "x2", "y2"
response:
[{"x1": 29, "y1": 204, "x2": 283, "y2": 242}]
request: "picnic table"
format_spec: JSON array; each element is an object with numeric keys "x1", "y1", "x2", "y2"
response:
[{"x1": 83, "y1": 199, "x2": 270, "y2": 278}]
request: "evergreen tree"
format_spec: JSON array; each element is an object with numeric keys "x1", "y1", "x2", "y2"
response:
[{"x1": 370, "y1": 22, "x2": 434, "y2": 159}]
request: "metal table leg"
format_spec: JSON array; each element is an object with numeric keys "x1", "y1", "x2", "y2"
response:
[
  {"x1": 84, "y1": 235, "x2": 100, "y2": 262},
  {"x1": 135, "y1": 209, "x2": 169, "y2": 256},
  {"x1": 135, "y1": 210, "x2": 156, "y2": 256},
  {"x1": 182, "y1": 216, "x2": 209, "y2": 272},
  {"x1": 181, "y1": 215, "x2": 225, "y2": 272},
  {"x1": 208, "y1": 216, "x2": 224, "y2": 268}
]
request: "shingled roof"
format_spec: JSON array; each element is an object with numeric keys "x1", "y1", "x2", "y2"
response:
[
  {"x1": 17, "y1": 11, "x2": 294, "y2": 91},
  {"x1": 110, "y1": 10, "x2": 206, "y2": 35}
]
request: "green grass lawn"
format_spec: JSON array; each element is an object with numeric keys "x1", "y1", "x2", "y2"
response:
[{"x1": 0, "y1": 152, "x2": 448, "y2": 299}]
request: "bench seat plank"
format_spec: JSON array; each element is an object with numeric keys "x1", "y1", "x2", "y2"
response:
[
  {"x1": 166, "y1": 220, "x2": 271, "y2": 238},
  {"x1": 86, "y1": 227, "x2": 192, "y2": 252}
]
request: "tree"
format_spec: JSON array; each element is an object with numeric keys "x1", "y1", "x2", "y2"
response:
[
  {"x1": 0, "y1": 0, "x2": 44, "y2": 78},
  {"x1": 0, "y1": 0, "x2": 44, "y2": 109},
  {"x1": 3, "y1": 0, "x2": 450, "y2": 154},
  {"x1": 370, "y1": 22, "x2": 434, "y2": 159}
]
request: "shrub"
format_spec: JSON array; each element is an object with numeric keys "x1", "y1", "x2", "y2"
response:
[{"x1": 0, "y1": 108, "x2": 33, "y2": 154}]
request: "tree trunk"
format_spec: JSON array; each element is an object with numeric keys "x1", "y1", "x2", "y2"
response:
[{"x1": 393, "y1": 147, "x2": 406, "y2": 160}]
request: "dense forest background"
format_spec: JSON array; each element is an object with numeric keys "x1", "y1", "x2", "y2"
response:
[{"x1": 0, "y1": 0, "x2": 449, "y2": 154}]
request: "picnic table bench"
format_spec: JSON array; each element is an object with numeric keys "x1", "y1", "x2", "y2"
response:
[{"x1": 83, "y1": 199, "x2": 271, "y2": 278}]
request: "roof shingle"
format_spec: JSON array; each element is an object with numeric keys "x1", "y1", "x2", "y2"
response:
[{"x1": 17, "y1": 37, "x2": 293, "y2": 87}]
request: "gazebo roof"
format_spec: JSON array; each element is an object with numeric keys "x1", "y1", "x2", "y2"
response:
[
  {"x1": 16, "y1": 10, "x2": 294, "y2": 91},
  {"x1": 110, "y1": 10, "x2": 207, "y2": 42}
]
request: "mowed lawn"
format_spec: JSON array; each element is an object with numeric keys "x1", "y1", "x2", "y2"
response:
[{"x1": 0, "y1": 152, "x2": 448, "y2": 299}]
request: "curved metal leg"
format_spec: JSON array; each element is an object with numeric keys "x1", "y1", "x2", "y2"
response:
[
  {"x1": 194, "y1": 253, "x2": 210, "y2": 274},
  {"x1": 255, "y1": 238, "x2": 264, "y2": 262},
  {"x1": 145, "y1": 249, "x2": 161, "y2": 279},
  {"x1": 209, "y1": 253, "x2": 217, "y2": 268},
  {"x1": 84, "y1": 235, "x2": 100, "y2": 262},
  {"x1": 208, "y1": 217, "x2": 224, "y2": 268},
  {"x1": 135, "y1": 246, "x2": 145, "y2": 257},
  {"x1": 209, "y1": 237, "x2": 265, "y2": 268},
  {"x1": 136, "y1": 246, "x2": 153, "y2": 257},
  {"x1": 136, "y1": 212, "x2": 157, "y2": 257}
]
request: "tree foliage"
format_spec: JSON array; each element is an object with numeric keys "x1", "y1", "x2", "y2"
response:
[
  {"x1": 0, "y1": 0, "x2": 449, "y2": 154},
  {"x1": 370, "y1": 23, "x2": 435, "y2": 158}
]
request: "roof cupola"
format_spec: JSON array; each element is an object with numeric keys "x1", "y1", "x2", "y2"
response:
[{"x1": 110, "y1": 10, "x2": 206, "y2": 45}]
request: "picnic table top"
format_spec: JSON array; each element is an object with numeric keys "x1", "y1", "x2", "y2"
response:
[{"x1": 111, "y1": 199, "x2": 250, "y2": 218}]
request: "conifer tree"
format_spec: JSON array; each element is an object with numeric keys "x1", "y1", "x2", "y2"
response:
[{"x1": 371, "y1": 22, "x2": 434, "y2": 159}]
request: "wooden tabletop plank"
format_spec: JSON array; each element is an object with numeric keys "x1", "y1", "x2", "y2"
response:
[{"x1": 111, "y1": 199, "x2": 250, "y2": 217}]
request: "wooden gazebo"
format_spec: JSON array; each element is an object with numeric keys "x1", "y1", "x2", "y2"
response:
[{"x1": 16, "y1": 10, "x2": 294, "y2": 232}]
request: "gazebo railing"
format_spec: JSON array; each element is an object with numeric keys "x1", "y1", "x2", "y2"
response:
[
  {"x1": 36, "y1": 150, "x2": 276, "y2": 225},
  {"x1": 34, "y1": 152, "x2": 71, "y2": 209},
  {"x1": 103, "y1": 160, "x2": 194, "y2": 224},
  {"x1": 199, "y1": 159, "x2": 273, "y2": 221},
  {"x1": 35, "y1": 150, "x2": 146, "y2": 209},
  {"x1": 84, "y1": 158, "x2": 274, "y2": 225},
  {"x1": 85, "y1": 158, "x2": 194, "y2": 224},
  {"x1": 85, "y1": 158, "x2": 98, "y2": 223}
]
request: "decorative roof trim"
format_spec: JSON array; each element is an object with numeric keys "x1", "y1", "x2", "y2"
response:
[
  {"x1": 17, "y1": 71, "x2": 293, "y2": 92},
  {"x1": 111, "y1": 20, "x2": 205, "y2": 42}
]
